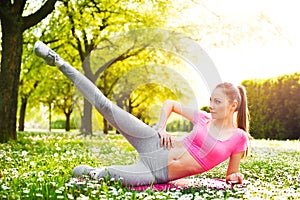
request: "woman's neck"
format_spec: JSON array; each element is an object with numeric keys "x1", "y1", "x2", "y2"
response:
[
  {"x1": 209, "y1": 116, "x2": 236, "y2": 140},
  {"x1": 212, "y1": 116, "x2": 235, "y2": 130}
]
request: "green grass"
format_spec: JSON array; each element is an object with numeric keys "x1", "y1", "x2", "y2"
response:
[{"x1": 0, "y1": 132, "x2": 299, "y2": 199}]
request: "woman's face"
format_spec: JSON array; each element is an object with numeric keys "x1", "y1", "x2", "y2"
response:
[{"x1": 209, "y1": 87, "x2": 235, "y2": 119}]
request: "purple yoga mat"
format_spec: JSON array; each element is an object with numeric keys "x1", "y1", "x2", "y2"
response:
[{"x1": 130, "y1": 178, "x2": 236, "y2": 191}]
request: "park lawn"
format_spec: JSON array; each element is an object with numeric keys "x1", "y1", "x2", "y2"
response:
[{"x1": 0, "y1": 132, "x2": 299, "y2": 200}]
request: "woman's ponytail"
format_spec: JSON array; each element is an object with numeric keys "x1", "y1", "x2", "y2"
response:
[
  {"x1": 237, "y1": 85, "x2": 252, "y2": 159},
  {"x1": 236, "y1": 85, "x2": 249, "y2": 133}
]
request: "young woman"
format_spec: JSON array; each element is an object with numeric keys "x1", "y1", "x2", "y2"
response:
[{"x1": 34, "y1": 41, "x2": 251, "y2": 186}]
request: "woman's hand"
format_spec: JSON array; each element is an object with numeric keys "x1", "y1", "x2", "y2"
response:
[
  {"x1": 226, "y1": 172, "x2": 244, "y2": 184},
  {"x1": 158, "y1": 129, "x2": 174, "y2": 150}
]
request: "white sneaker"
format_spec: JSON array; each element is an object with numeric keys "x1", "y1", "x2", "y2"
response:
[
  {"x1": 73, "y1": 165, "x2": 107, "y2": 180},
  {"x1": 89, "y1": 168, "x2": 107, "y2": 180},
  {"x1": 33, "y1": 41, "x2": 65, "y2": 66},
  {"x1": 72, "y1": 165, "x2": 95, "y2": 177}
]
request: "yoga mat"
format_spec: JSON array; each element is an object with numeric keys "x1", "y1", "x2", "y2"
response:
[{"x1": 130, "y1": 178, "x2": 237, "y2": 191}]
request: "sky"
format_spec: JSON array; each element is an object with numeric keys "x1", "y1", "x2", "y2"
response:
[{"x1": 172, "y1": 0, "x2": 300, "y2": 85}]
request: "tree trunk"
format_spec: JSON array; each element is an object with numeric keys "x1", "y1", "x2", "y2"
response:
[
  {"x1": 48, "y1": 102, "x2": 52, "y2": 132},
  {"x1": 0, "y1": 20, "x2": 23, "y2": 143},
  {"x1": 103, "y1": 118, "x2": 108, "y2": 134},
  {"x1": 65, "y1": 112, "x2": 71, "y2": 132},
  {"x1": 18, "y1": 97, "x2": 28, "y2": 132},
  {"x1": 80, "y1": 99, "x2": 93, "y2": 134},
  {"x1": 80, "y1": 57, "x2": 94, "y2": 135},
  {"x1": 19, "y1": 81, "x2": 39, "y2": 132}
]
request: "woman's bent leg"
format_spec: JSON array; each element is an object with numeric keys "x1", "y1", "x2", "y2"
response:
[
  {"x1": 75, "y1": 161, "x2": 156, "y2": 186},
  {"x1": 105, "y1": 161, "x2": 156, "y2": 186}
]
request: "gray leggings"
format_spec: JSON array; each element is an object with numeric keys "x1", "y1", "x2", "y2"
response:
[{"x1": 59, "y1": 63, "x2": 168, "y2": 185}]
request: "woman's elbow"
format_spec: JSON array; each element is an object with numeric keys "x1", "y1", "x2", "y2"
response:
[{"x1": 163, "y1": 100, "x2": 176, "y2": 109}]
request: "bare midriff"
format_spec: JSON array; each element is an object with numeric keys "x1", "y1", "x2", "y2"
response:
[{"x1": 167, "y1": 140, "x2": 205, "y2": 181}]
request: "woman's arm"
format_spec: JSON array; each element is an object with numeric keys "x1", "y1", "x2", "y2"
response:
[
  {"x1": 157, "y1": 100, "x2": 194, "y2": 130},
  {"x1": 156, "y1": 100, "x2": 195, "y2": 149},
  {"x1": 226, "y1": 152, "x2": 245, "y2": 184}
]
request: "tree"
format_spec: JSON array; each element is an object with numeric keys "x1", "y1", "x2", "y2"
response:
[
  {"x1": 38, "y1": 73, "x2": 60, "y2": 132},
  {"x1": 43, "y1": 0, "x2": 172, "y2": 135},
  {"x1": 110, "y1": 62, "x2": 196, "y2": 124},
  {"x1": 18, "y1": 39, "x2": 44, "y2": 131},
  {"x1": 94, "y1": 29, "x2": 204, "y2": 133},
  {"x1": 53, "y1": 78, "x2": 75, "y2": 132},
  {"x1": 0, "y1": 0, "x2": 58, "y2": 143}
]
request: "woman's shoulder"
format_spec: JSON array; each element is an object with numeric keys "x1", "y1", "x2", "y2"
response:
[
  {"x1": 235, "y1": 128, "x2": 249, "y2": 142},
  {"x1": 230, "y1": 128, "x2": 249, "y2": 153},
  {"x1": 236, "y1": 128, "x2": 246, "y2": 134}
]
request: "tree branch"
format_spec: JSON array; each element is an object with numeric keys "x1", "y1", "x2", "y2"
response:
[
  {"x1": 15, "y1": 0, "x2": 27, "y2": 15},
  {"x1": 21, "y1": 0, "x2": 58, "y2": 31},
  {"x1": 94, "y1": 44, "x2": 149, "y2": 78}
]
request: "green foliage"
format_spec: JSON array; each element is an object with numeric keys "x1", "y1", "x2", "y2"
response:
[
  {"x1": 167, "y1": 119, "x2": 193, "y2": 132},
  {"x1": 0, "y1": 132, "x2": 299, "y2": 199},
  {"x1": 166, "y1": 107, "x2": 210, "y2": 132},
  {"x1": 22, "y1": 0, "x2": 177, "y2": 134},
  {"x1": 95, "y1": 30, "x2": 201, "y2": 126},
  {"x1": 51, "y1": 119, "x2": 76, "y2": 130},
  {"x1": 242, "y1": 73, "x2": 300, "y2": 140},
  {"x1": 200, "y1": 106, "x2": 210, "y2": 113}
]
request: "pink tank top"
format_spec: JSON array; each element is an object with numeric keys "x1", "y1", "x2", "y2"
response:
[{"x1": 183, "y1": 110, "x2": 248, "y2": 171}]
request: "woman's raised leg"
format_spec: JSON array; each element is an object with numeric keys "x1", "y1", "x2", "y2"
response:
[{"x1": 33, "y1": 41, "x2": 158, "y2": 153}]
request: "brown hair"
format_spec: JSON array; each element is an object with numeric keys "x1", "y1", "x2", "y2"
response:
[{"x1": 216, "y1": 82, "x2": 251, "y2": 159}]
